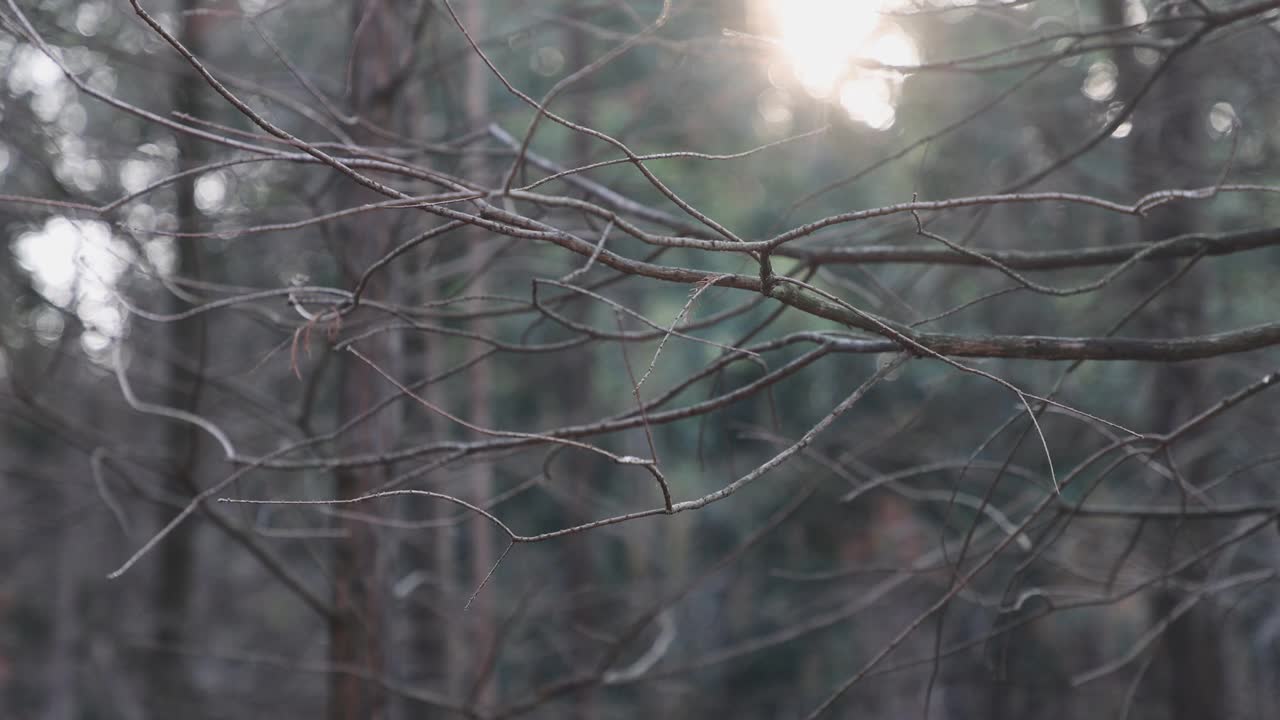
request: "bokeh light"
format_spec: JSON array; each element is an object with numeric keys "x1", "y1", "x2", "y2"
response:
[{"x1": 758, "y1": 0, "x2": 920, "y2": 130}]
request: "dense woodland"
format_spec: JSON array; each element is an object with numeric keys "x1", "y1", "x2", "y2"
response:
[{"x1": 3, "y1": 0, "x2": 1280, "y2": 717}]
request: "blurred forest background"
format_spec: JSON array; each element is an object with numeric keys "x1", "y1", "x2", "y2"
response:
[{"x1": 3, "y1": 0, "x2": 1280, "y2": 718}]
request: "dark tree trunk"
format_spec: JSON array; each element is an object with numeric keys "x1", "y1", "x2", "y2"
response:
[
  {"x1": 326, "y1": 2, "x2": 418, "y2": 718},
  {"x1": 1111, "y1": 2, "x2": 1226, "y2": 717},
  {"x1": 461, "y1": 0, "x2": 498, "y2": 711},
  {"x1": 149, "y1": 0, "x2": 209, "y2": 712}
]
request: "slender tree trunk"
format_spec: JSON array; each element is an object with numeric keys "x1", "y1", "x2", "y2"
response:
[
  {"x1": 327, "y1": 3, "x2": 416, "y2": 718},
  {"x1": 1107, "y1": 3, "x2": 1225, "y2": 717},
  {"x1": 43, "y1": 426, "x2": 85, "y2": 720},
  {"x1": 461, "y1": 1, "x2": 499, "y2": 710},
  {"x1": 328, "y1": 424, "x2": 388, "y2": 720},
  {"x1": 562, "y1": 5, "x2": 599, "y2": 716},
  {"x1": 386, "y1": 17, "x2": 435, "y2": 720},
  {"x1": 149, "y1": 0, "x2": 209, "y2": 712}
]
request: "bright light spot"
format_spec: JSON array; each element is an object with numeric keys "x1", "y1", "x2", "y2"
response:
[
  {"x1": 126, "y1": 204, "x2": 158, "y2": 233},
  {"x1": 195, "y1": 171, "x2": 228, "y2": 212},
  {"x1": 1133, "y1": 47, "x2": 1160, "y2": 66},
  {"x1": 75, "y1": 2, "x2": 108, "y2": 36},
  {"x1": 16, "y1": 225, "x2": 80, "y2": 306},
  {"x1": 866, "y1": 29, "x2": 918, "y2": 68},
  {"x1": 82, "y1": 330, "x2": 112, "y2": 358},
  {"x1": 0, "y1": 143, "x2": 10, "y2": 175},
  {"x1": 145, "y1": 238, "x2": 177, "y2": 275},
  {"x1": 57, "y1": 102, "x2": 87, "y2": 135},
  {"x1": 120, "y1": 159, "x2": 161, "y2": 194},
  {"x1": 1052, "y1": 38, "x2": 1080, "y2": 67},
  {"x1": 33, "y1": 307, "x2": 66, "y2": 345},
  {"x1": 141, "y1": 140, "x2": 178, "y2": 161},
  {"x1": 68, "y1": 161, "x2": 104, "y2": 193},
  {"x1": 1208, "y1": 102, "x2": 1237, "y2": 137},
  {"x1": 1124, "y1": 0, "x2": 1149, "y2": 25},
  {"x1": 757, "y1": 88, "x2": 794, "y2": 127},
  {"x1": 760, "y1": 0, "x2": 919, "y2": 130},
  {"x1": 8, "y1": 45, "x2": 62, "y2": 94},
  {"x1": 840, "y1": 76, "x2": 895, "y2": 130},
  {"x1": 768, "y1": 0, "x2": 879, "y2": 97},
  {"x1": 1105, "y1": 102, "x2": 1132, "y2": 139},
  {"x1": 530, "y1": 46, "x2": 565, "y2": 77},
  {"x1": 80, "y1": 303, "x2": 121, "y2": 335},
  {"x1": 13, "y1": 217, "x2": 134, "y2": 342},
  {"x1": 31, "y1": 81, "x2": 69, "y2": 121},
  {"x1": 54, "y1": 136, "x2": 103, "y2": 192},
  {"x1": 1082, "y1": 60, "x2": 1117, "y2": 102}
]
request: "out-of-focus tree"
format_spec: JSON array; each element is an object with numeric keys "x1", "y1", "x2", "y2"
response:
[{"x1": 3, "y1": 0, "x2": 1280, "y2": 718}]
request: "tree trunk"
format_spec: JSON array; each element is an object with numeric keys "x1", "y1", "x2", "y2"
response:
[
  {"x1": 462, "y1": 1, "x2": 498, "y2": 711},
  {"x1": 149, "y1": 0, "x2": 208, "y2": 712},
  {"x1": 327, "y1": 2, "x2": 417, "y2": 718},
  {"x1": 1110, "y1": 3, "x2": 1225, "y2": 717}
]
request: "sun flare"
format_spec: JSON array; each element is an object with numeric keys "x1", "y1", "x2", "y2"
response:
[{"x1": 759, "y1": 0, "x2": 920, "y2": 130}]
